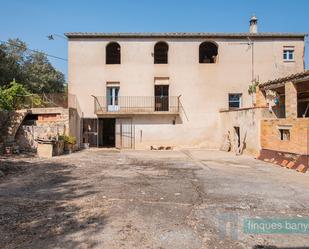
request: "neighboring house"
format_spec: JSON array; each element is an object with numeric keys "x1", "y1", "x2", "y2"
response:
[
  {"x1": 258, "y1": 70, "x2": 309, "y2": 173},
  {"x1": 65, "y1": 17, "x2": 306, "y2": 150}
]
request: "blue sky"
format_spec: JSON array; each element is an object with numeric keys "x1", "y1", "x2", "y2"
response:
[{"x1": 1, "y1": 0, "x2": 309, "y2": 80}]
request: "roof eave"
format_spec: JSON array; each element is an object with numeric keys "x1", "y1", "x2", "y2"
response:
[
  {"x1": 64, "y1": 32, "x2": 308, "y2": 39},
  {"x1": 260, "y1": 71, "x2": 309, "y2": 90}
]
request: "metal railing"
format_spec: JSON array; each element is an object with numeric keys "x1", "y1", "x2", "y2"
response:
[
  {"x1": 15, "y1": 93, "x2": 68, "y2": 109},
  {"x1": 93, "y1": 96, "x2": 180, "y2": 114},
  {"x1": 15, "y1": 93, "x2": 82, "y2": 114}
]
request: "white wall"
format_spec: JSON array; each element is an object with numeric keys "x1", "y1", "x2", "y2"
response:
[{"x1": 68, "y1": 37, "x2": 305, "y2": 148}]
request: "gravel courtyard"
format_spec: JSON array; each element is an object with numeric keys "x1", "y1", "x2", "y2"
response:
[{"x1": 0, "y1": 149, "x2": 309, "y2": 249}]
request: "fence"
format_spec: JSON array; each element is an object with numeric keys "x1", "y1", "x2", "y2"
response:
[{"x1": 93, "y1": 96, "x2": 180, "y2": 114}]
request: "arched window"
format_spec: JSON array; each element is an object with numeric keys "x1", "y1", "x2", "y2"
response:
[
  {"x1": 154, "y1": 42, "x2": 168, "y2": 64},
  {"x1": 106, "y1": 42, "x2": 121, "y2": 64},
  {"x1": 199, "y1": 41, "x2": 218, "y2": 63}
]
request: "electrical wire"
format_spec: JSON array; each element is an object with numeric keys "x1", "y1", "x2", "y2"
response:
[{"x1": 0, "y1": 39, "x2": 67, "y2": 61}]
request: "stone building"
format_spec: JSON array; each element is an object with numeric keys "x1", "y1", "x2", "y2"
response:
[
  {"x1": 66, "y1": 16, "x2": 307, "y2": 150},
  {"x1": 258, "y1": 71, "x2": 309, "y2": 172},
  {"x1": 0, "y1": 94, "x2": 81, "y2": 154}
]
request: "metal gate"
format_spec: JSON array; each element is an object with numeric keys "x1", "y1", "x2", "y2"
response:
[{"x1": 115, "y1": 118, "x2": 135, "y2": 149}]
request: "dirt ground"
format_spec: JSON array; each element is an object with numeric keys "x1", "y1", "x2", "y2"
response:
[{"x1": 0, "y1": 149, "x2": 309, "y2": 249}]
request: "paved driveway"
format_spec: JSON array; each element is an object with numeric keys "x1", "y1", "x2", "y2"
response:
[{"x1": 0, "y1": 149, "x2": 309, "y2": 249}]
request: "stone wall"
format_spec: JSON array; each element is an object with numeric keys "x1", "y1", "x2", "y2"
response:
[
  {"x1": 261, "y1": 118, "x2": 309, "y2": 155},
  {"x1": 0, "y1": 111, "x2": 9, "y2": 126},
  {"x1": 220, "y1": 107, "x2": 274, "y2": 155},
  {"x1": 16, "y1": 108, "x2": 69, "y2": 151},
  {"x1": 0, "y1": 111, "x2": 9, "y2": 142},
  {"x1": 69, "y1": 108, "x2": 82, "y2": 147}
]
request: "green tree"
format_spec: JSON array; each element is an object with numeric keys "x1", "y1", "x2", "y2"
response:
[
  {"x1": 0, "y1": 45, "x2": 24, "y2": 87},
  {"x1": 23, "y1": 52, "x2": 65, "y2": 93},
  {"x1": 0, "y1": 38, "x2": 65, "y2": 93},
  {"x1": 2, "y1": 38, "x2": 28, "y2": 63},
  {"x1": 0, "y1": 80, "x2": 31, "y2": 110}
]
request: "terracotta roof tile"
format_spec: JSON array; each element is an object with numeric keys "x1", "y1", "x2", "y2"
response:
[
  {"x1": 64, "y1": 32, "x2": 307, "y2": 39},
  {"x1": 260, "y1": 71, "x2": 309, "y2": 88}
]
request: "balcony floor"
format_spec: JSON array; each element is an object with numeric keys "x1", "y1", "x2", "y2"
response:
[{"x1": 95, "y1": 110, "x2": 179, "y2": 116}]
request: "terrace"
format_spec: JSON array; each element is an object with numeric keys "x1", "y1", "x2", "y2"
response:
[{"x1": 92, "y1": 96, "x2": 180, "y2": 115}]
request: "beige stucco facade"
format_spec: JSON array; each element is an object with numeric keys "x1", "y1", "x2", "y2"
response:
[{"x1": 67, "y1": 33, "x2": 305, "y2": 149}]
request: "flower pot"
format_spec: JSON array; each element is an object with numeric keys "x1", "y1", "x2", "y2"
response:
[
  {"x1": 83, "y1": 143, "x2": 90, "y2": 149},
  {"x1": 64, "y1": 143, "x2": 73, "y2": 154}
]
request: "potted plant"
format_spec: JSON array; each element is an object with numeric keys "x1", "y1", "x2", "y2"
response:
[
  {"x1": 248, "y1": 79, "x2": 259, "y2": 106},
  {"x1": 59, "y1": 135, "x2": 76, "y2": 154}
]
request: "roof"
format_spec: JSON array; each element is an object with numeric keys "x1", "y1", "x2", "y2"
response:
[
  {"x1": 260, "y1": 70, "x2": 309, "y2": 90},
  {"x1": 64, "y1": 32, "x2": 307, "y2": 39}
]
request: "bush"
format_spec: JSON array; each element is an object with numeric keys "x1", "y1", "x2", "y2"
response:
[
  {"x1": 248, "y1": 80, "x2": 259, "y2": 95},
  {"x1": 59, "y1": 135, "x2": 76, "y2": 145},
  {"x1": 0, "y1": 79, "x2": 42, "y2": 110},
  {"x1": 0, "y1": 80, "x2": 30, "y2": 110}
]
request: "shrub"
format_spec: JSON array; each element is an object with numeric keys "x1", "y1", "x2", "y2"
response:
[
  {"x1": 0, "y1": 79, "x2": 43, "y2": 110},
  {"x1": 59, "y1": 135, "x2": 76, "y2": 145},
  {"x1": 248, "y1": 80, "x2": 259, "y2": 95}
]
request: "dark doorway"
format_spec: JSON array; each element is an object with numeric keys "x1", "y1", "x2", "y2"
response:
[
  {"x1": 98, "y1": 118, "x2": 116, "y2": 147},
  {"x1": 155, "y1": 85, "x2": 169, "y2": 111},
  {"x1": 234, "y1": 126, "x2": 240, "y2": 148}
]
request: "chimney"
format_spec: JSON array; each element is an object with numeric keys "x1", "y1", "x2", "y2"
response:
[{"x1": 249, "y1": 15, "x2": 258, "y2": 33}]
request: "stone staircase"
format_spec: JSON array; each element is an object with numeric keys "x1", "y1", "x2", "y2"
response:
[{"x1": 1, "y1": 110, "x2": 29, "y2": 148}]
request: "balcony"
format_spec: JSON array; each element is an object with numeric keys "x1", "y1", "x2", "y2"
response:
[{"x1": 93, "y1": 96, "x2": 180, "y2": 115}]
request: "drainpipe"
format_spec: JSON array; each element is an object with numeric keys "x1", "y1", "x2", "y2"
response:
[
  {"x1": 177, "y1": 94, "x2": 182, "y2": 113},
  {"x1": 247, "y1": 37, "x2": 254, "y2": 82}
]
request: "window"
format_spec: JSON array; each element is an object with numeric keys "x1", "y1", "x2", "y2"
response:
[
  {"x1": 154, "y1": 85, "x2": 169, "y2": 111},
  {"x1": 283, "y1": 47, "x2": 294, "y2": 61},
  {"x1": 199, "y1": 41, "x2": 218, "y2": 63},
  {"x1": 106, "y1": 86, "x2": 119, "y2": 112},
  {"x1": 279, "y1": 129, "x2": 290, "y2": 141},
  {"x1": 106, "y1": 42, "x2": 120, "y2": 64},
  {"x1": 154, "y1": 42, "x2": 168, "y2": 64},
  {"x1": 228, "y1": 94, "x2": 242, "y2": 109}
]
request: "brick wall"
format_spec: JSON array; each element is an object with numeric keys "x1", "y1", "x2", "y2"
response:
[
  {"x1": 261, "y1": 118, "x2": 309, "y2": 155},
  {"x1": 285, "y1": 82, "x2": 297, "y2": 119},
  {"x1": 37, "y1": 114, "x2": 61, "y2": 122},
  {"x1": 255, "y1": 86, "x2": 268, "y2": 107}
]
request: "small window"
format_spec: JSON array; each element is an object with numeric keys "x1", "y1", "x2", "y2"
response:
[
  {"x1": 279, "y1": 129, "x2": 290, "y2": 141},
  {"x1": 229, "y1": 94, "x2": 242, "y2": 109},
  {"x1": 199, "y1": 41, "x2": 218, "y2": 63},
  {"x1": 106, "y1": 42, "x2": 121, "y2": 64},
  {"x1": 154, "y1": 42, "x2": 168, "y2": 64},
  {"x1": 283, "y1": 48, "x2": 294, "y2": 61}
]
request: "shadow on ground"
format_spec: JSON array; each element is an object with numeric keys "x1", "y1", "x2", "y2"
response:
[
  {"x1": 253, "y1": 246, "x2": 309, "y2": 249},
  {"x1": 0, "y1": 158, "x2": 106, "y2": 249}
]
